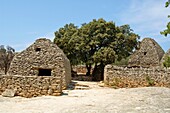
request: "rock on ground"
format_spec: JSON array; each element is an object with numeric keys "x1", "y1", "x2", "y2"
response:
[
  {"x1": 2, "y1": 89, "x2": 16, "y2": 97},
  {"x1": 0, "y1": 81, "x2": 170, "y2": 113}
]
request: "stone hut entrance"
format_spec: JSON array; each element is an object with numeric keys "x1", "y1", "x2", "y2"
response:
[{"x1": 38, "y1": 69, "x2": 51, "y2": 76}]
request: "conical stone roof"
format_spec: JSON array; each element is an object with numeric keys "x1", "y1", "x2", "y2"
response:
[{"x1": 128, "y1": 38, "x2": 165, "y2": 68}]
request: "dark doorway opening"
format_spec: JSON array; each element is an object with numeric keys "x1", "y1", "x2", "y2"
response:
[{"x1": 38, "y1": 69, "x2": 52, "y2": 76}]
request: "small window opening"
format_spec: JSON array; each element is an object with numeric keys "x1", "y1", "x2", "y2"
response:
[
  {"x1": 144, "y1": 52, "x2": 147, "y2": 55},
  {"x1": 38, "y1": 69, "x2": 51, "y2": 76},
  {"x1": 35, "y1": 48, "x2": 41, "y2": 52}
]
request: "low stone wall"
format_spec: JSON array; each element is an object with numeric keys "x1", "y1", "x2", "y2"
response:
[
  {"x1": 63, "y1": 56, "x2": 72, "y2": 89},
  {"x1": 72, "y1": 65, "x2": 87, "y2": 74},
  {"x1": 0, "y1": 75, "x2": 62, "y2": 98},
  {"x1": 72, "y1": 65, "x2": 94, "y2": 74},
  {"x1": 104, "y1": 65, "x2": 170, "y2": 88}
]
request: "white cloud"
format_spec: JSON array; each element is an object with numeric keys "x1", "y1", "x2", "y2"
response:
[
  {"x1": 120, "y1": 0, "x2": 169, "y2": 33},
  {"x1": 119, "y1": 0, "x2": 170, "y2": 50},
  {"x1": 122, "y1": 0, "x2": 168, "y2": 22}
]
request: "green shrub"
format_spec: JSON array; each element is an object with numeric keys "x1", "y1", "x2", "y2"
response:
[
  {"x1": 146, "y1": 76, "x2": 155, "y2": 86},
  {"x1": 113, "y1": 57, "x2": 129, "y2": 66},
  {"x1": 163, "y1": 56, "x2": 170, "y2": 68}
]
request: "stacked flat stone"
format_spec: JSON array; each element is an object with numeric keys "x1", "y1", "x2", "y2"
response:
[
  {"x1": 0, "y1": 75, "x2": 62, "y2": 98},
  {"x1": 104, "y1": 65, "x2": 170, "y2": 88},
  {"x1": 8, "y1": 38, "x2": 71, "y2": 89},
  {"x1": 128, "y1": 38, "x2": 165, "y2": 68}
]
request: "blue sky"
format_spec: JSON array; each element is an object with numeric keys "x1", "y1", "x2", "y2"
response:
[{"x1": 0, "y1": 0, "x2": 170, "y2": 52}]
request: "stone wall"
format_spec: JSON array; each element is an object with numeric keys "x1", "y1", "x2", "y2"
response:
[
  {"x1": 72, "y1": 65, "x2": 93, "y2": 81},
  {"x1": 63, "y1": 56, "x2": 71, "y2": 89},
  {"x1": 104, "y1": 65, "x2": 170, "y2": 88},
  {"x1": 0, "y1": 75, "x2": 62, "y2": 98},
  {"x1": 72, "y1": 65, "x2": 94, "y2": 74},
  {"x1": 72, "y1": 65, "x2": 87, "y2": 74}
]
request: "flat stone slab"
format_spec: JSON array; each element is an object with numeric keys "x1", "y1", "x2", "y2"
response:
[{"x1": 2, "y1": 89, "x2": 16, "y2": 97}]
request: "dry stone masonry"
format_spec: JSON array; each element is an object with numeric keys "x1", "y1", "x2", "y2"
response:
[
  {"x1": 1, "y1": 37, "x2": 170, "y2": 97},
  {"x1": 0, "y1": 75, "x2": 62, "y2": 98},
  {"x1": 128, "y1": 38, "x2": 165, "y2": 68},
  {"x1": 8, "y1": 38, "x2": 71, "y2": 89},
  {"x1": 104, "y1": 65, "x2": 170, "y2": 88},
  {"x1": 104, "y1": 38, "x2": 170, "y2": 88}
]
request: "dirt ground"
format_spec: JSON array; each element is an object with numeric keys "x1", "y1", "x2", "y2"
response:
[{"x1": 0, "y1": 81, "x2": 170, "y2": 113}]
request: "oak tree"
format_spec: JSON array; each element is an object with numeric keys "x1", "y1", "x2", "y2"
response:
[{"x1": 54, "y1": 18, "x2": 139, "y2": 80}]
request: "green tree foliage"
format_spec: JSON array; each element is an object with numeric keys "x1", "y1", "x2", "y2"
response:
[
  {"x1": 54, "y1": 23, "x2": 80, "y2": 65},
  {"x1": 54, "y1": 18, "x2": 139, "y2": 80},
  {"x1": 163, "y1": 56, "x2": 170, "y2": 68},
  {"x1": 161, "y1": 0, "x2": 170, "y2": 36},
  {"x1": 113, "y1": 57, "x2": 130, "y2": 66},
  {"x1": 0, "y1": 45, "x2": 15, "y2": 74},
  {"x1": 165, "y1": 0, "x2": 170, "y2": 7}
]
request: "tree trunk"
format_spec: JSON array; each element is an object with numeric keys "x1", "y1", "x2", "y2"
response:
[
  {"x1": 92, "y1": 62, "x2": 105, "y2": 81},
  {"x1": 86, "y1": 64, "x2": 91, "y2": 76},
  {"x1": 92, "y1": 63, "x2": 97, "y2": 81},
  {"x1": 100, "y1": 62, "x2": 105, "y2": 80},
  {"x1": 4, "y1": 62, "x2": 8, "y2": 75},
  {"x1": 71, "y1": 65, "x2": 77, "y2": 77}
]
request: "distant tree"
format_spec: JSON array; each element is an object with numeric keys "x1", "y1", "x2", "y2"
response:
[
  {"x1": 161, "y1": 0, "x2": 170, "y2": 36},
  {"x1": 0, "y1": 45, "x2": 15, "y2": 74},
  {"x1": 54, "y1": 18, "x2": 139, "y2": 80}
]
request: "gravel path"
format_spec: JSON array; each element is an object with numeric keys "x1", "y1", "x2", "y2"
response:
[{"x1": 0, "y1": 81, "x2": 170, "y2": 113}]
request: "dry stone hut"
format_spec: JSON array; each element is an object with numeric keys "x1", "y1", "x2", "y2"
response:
[
  {"x1": 8, "y1": 38, "x2": 71, "y2": 89},
  {"x1": 128, "y1": 38, "x2": 165, "y2": 68},
  {"x1": 161, "y1": 49, "x2": 170, "y2": 67}
]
